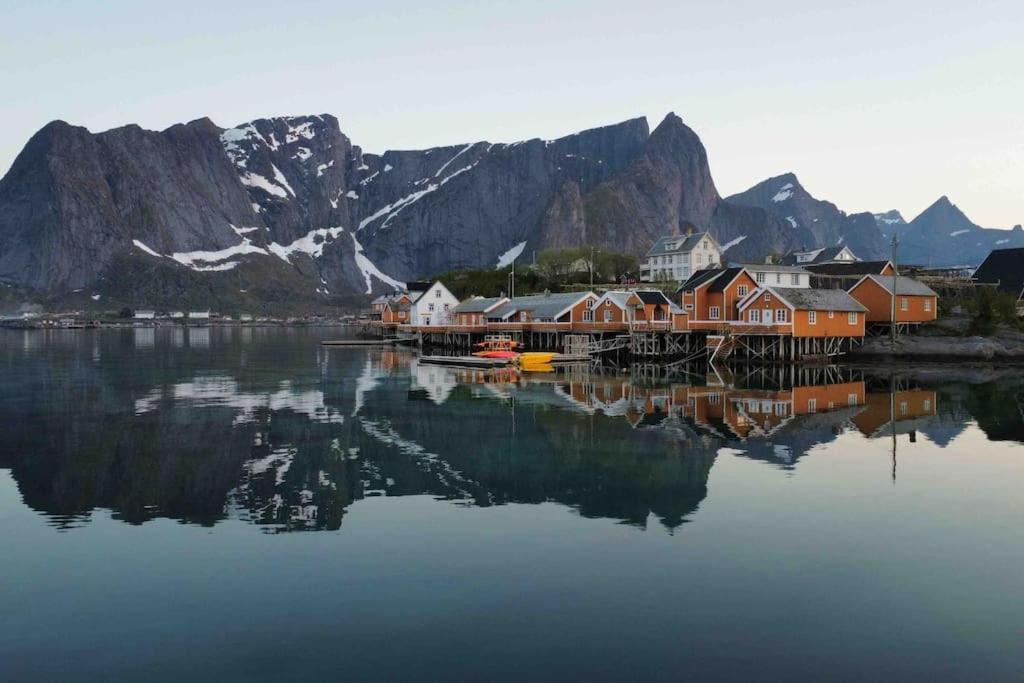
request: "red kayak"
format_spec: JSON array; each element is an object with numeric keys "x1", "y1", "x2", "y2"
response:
[{"x1": 472, "y1": 350, "x2": 520, "y2": 359}]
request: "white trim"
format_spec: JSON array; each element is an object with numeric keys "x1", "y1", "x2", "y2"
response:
[{"x1": 737, "y1": 286, "x2": 796, "y2": 313}]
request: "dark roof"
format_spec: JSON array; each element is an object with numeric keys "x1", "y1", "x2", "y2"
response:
[
  {"x1": 645, "y1": 232, "x2": 715, "y2": 258},
  {"x1": 707, "y1": 267, "x2": 747, "y2": 293},
  {"x1": 974, "y1": 248, "x2": 1024, "y2": 298},
  {"x1": 857, "y1": 274, "x2": 938, "y2": 297},
  {"x1": 760, "y1": 287, "x2": 868, "y2": 312},
  {"x1": 805, "y1": 260, "x2": 892, "y2": 276},
  {"x1": 780, "y1": 245, "x2": 858, "y2": 266},
  {"x1": 676, "y1": 268, "x2": 723, "y2": 293},
  {"x1": 394, "y1": 301, "x2": 411, "y2": 311},
  {"x1": 634, "y1": 290, "x2": 672, "y2": 305}
]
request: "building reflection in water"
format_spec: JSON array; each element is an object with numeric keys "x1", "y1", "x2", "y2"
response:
[{"x1": 0, "y1": 335, "x2": 1009, "y2": 536}]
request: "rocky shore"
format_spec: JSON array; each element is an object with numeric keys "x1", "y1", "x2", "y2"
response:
[{"x1": 850, "y1": 323, "x2": 1024, "y2": 363}]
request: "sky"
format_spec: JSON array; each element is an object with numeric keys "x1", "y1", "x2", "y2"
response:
[{"x1": 1, "y1": 0, "x2": 1021, "y2": 227}]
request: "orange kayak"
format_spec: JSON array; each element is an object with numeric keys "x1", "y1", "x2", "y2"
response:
[{"x1": 472, "y1": 350, "x2": 520, "y2": 359}]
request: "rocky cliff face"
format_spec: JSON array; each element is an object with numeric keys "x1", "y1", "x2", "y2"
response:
[
  {"x1": 726, "y1": 173, "x2": 889, "y2": 260},
  {"x1": 0, "y1": 112, "x2": 856, "y2": 308}
]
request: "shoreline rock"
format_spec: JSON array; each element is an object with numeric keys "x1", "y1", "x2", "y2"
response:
[{"x1": 850, "y1": 329, "x2": 1024, "y2": 362}]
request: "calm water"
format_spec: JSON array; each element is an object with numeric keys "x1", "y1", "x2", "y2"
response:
[{"x1": 2, "y1": 327, "x2": 1023, "y2": 681}]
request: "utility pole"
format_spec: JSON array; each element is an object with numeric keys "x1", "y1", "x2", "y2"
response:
[
  {"x1": 590, "y1": 246, "x2": 595, "y2": 289},
  {"x1": 891, "y1": 233, "x2": 899, "y2": 343}
]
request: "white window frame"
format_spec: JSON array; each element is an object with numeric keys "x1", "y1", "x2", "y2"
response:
[
  {"x1": 901, "y1": 297, "x2": 909, "y2": 311},
  {"x1": 749, "y1": 309, "x2": 760, "y2": 323},
  {"x1": 709, "y1": 306, "x2": 721, "y2": 320},
  {"x1": 737, "y1": 285, "x2": 748, "y2": 298},
  {"x1": 791, "y1": 273, "x2": 800, "y2": 285},
  {"x1": 583, "y1": 310, "x2": 594, "y2": 323},
  {"x1": 808, "y1": 398, "x2": 817, "y2": 413},
  {"x1": 808, "y1": 310, "x2": 817, "y2": 325},
  {"x1": 848, "y1": 312, "x2": 857, "y2": 325},
  {"x1": 603, "y1": 309, "x2": 613, "y2": 323},
  {"x1": 776, "y1": 308, "x2": 787, "y2": 323},
  {"x1": 828, "y1": 311, "x2": 834, "y2": 319},
  {"x1": 924, "y1": 299, "x2": 932, "y2": 312},
  {"x1": 756, "y1": 272, "x2": 765, "y2": 284}
]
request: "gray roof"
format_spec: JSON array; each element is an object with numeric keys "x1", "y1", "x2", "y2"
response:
[
  {"x1": 453, "y1": 296, "x2": 507, "y2": 313},
  {"x1": 766, "y1": 287, "x2": 868, "y2": 312},
  {"x1": 859, "y1": 274, "x2": 938, "y2": 297},
  {"x1": 598, "y1": 291, "x2": 638, "y2": 309},
  {"x1": 487, "y1": 292, "x2": 593, "y2": 320},
  {"x1": 645, "y1": 232, "x2": 715, "y2": 258}
]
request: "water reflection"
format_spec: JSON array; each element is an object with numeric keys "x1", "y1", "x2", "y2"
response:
[{"x1": 0, "y1": 329, "x2": 1020, "y2": 535}]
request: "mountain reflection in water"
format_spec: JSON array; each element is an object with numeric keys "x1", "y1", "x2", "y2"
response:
[{"x1": 1, "y1": 327, "x2": 1021, "y2": 534}]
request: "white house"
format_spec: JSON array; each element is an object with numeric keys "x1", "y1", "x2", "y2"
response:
[
  {"x1": 641, "y1": 232, "x2": 722, "y2": 282},
  {"x1": 409, "y1": 281, "x2": 459, "y2": 326},
  {"x1": 741, "y1": 264, "x2": 811, "y2": 289},
  {"x1": 133, "y1": 310, "x2": 156, "y2": 320},
  {"x1": 188, "y1": 311, "x2": 211, "y2": 320}
]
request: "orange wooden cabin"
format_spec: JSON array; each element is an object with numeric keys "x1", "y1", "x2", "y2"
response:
[
  {"x1": 738, "y1": 287, "x2": 867, "y2": 337},
  {"x1": 848, "y1": 274, "x2": 939, "y2": 324},
  {"x1": 677, "y1": 267, "x2": 758, "y2": 329}
]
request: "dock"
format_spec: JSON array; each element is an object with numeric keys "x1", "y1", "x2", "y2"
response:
[
  {"x1": 418, "y1": 355, "x2": 512, "y2": 368},
  {"x1": 321, "y1": 339, "x2": 400, "y2": 347}
]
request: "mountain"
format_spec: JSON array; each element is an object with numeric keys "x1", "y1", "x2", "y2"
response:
[
  {"x1": 726, "y1": 173, "x2": 889, "y2": 260},
  {"x1": 898, "y1": 196, "x2": 1024, "y2": 266},
  {"x1": 0, "y1": 113, "x2": 835, "y2": 309},
  {"x1": 872, "y1": 210, "x2": 906, "y2": 239}
]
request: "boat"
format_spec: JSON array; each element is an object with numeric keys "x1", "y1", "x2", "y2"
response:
[{"x1": 518, "y1": 352, "x2": 555, "y2": 365}]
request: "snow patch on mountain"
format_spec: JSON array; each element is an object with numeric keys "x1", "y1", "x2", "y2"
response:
[
  {"x1": 358, "y1": 163, "x2": 479, "y2": 231},
  {"x1": 720, "y1": 235, "x2": 747, "y2": 251},
  {"x1": 268, "y1": 227, "x2": 346, "y2": 261},
  {"x1": 771, "y1": 187, "x2": 793, "y2": 202},
  {"x1": 133, "y1": 239, "x2": 163, "y2": 257},
  {"x1": 351, "y1": 233, "x2": 404, "y2": 294},
  {"x1": 785, "y1": 216, "x2": 798, "y2": 228},
  {"x1": 496, "y1": 241, "x2": 527, "y2": 268},
  {"x1": 950, "y1": 229, "x2": 969, "y2": 237}
]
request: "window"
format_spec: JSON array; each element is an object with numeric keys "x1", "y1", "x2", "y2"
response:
[
  {"x1": 756, "y1": 272, "x2": 765, "y2": 283},
  {"x1": 749, "y1": 309, "x2": 760, "y2": 323},
  {"x1": 603, "y1": 309, "x2": 613, "y2": 323},
  {"x1": 808, "y1": 310, "x2": 817, "y2": 324},
  {"x1": 684, "y1": 303, "x2": 694, "y2": 311},
  {"x1": 435, "y1": 289, "x2": 441, "y2": 298},
  {"x1": 428, "y1": 303, "x2": 435, "y2": 312},
  {"x1": 586, "y1": 298, "x2": 596, "y2": 309},
  {"x1": 775, "y1": 273, "x2": 782, "y2": 284},
  {"x1": 520, "y1": 312, "x2": 528, "y2": 322},
  {"x1": 901, "y1": 297, "x2": 909, "y2": 311},
  {"x1": 776, "y1": 309, "x2": 787, "y2": 323},
  {"x1": 696, "y1": 254, "x2": 703, "y2": 265},
  {"x1": 848, "y1": 393, "x2": 859, "y2": 406},
  {"x1": 900, "y1": 401, "x2": 908, "y2": 415},
  {"x1": 924, "y1": 399, "x2": 931, "y2": 411},
  {"x1": 808, "y1": 398, "x2": 817, "y2": 413},
  {"x1": 423, "y1": 316, "x2": 431, "y2": 325},
  {"x1": 765, "y1": 293, "x2": 772, "y2": 302},
  {"x1": 443, "y1": 304, "x2": 449, "y2": 311},
  {"x1": 583, "y1": 310, "x2": 594, "y2": 322},
  {"x1": 828, "y1": 311, "x2": 834, "y2": 319},
  {"x1": 924, "y1": 299, "x2": 932, "y2": 312},
  {"x1": 737, "y1": 285, "x2": 749, "y2": 297},
  {"x1": 791, "y1": 273, "x2": 800, "y2": 285},
  {"x1": 709, "y1": 306, "x2": 721, "y2": 320},
  {"x1": 848, "y1": 312, "x2": 857, "y2": 325}
]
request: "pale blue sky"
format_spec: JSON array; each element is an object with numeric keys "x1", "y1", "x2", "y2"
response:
[{"x1": 2, "y1": 0, "x2": 1021, "y2": 226}]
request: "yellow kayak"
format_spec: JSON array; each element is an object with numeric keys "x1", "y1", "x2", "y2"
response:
[{"x1": 519, "y1": 352, "x2": 555, "y2": 364}]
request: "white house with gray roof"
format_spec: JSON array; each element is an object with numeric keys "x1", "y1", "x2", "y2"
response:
[
  {"x1": 641, "y1": 232, "x2": 721, "y2": 282},
  {"x1": 409, "y1": 281, "x2": 459, "y2": 326}
]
